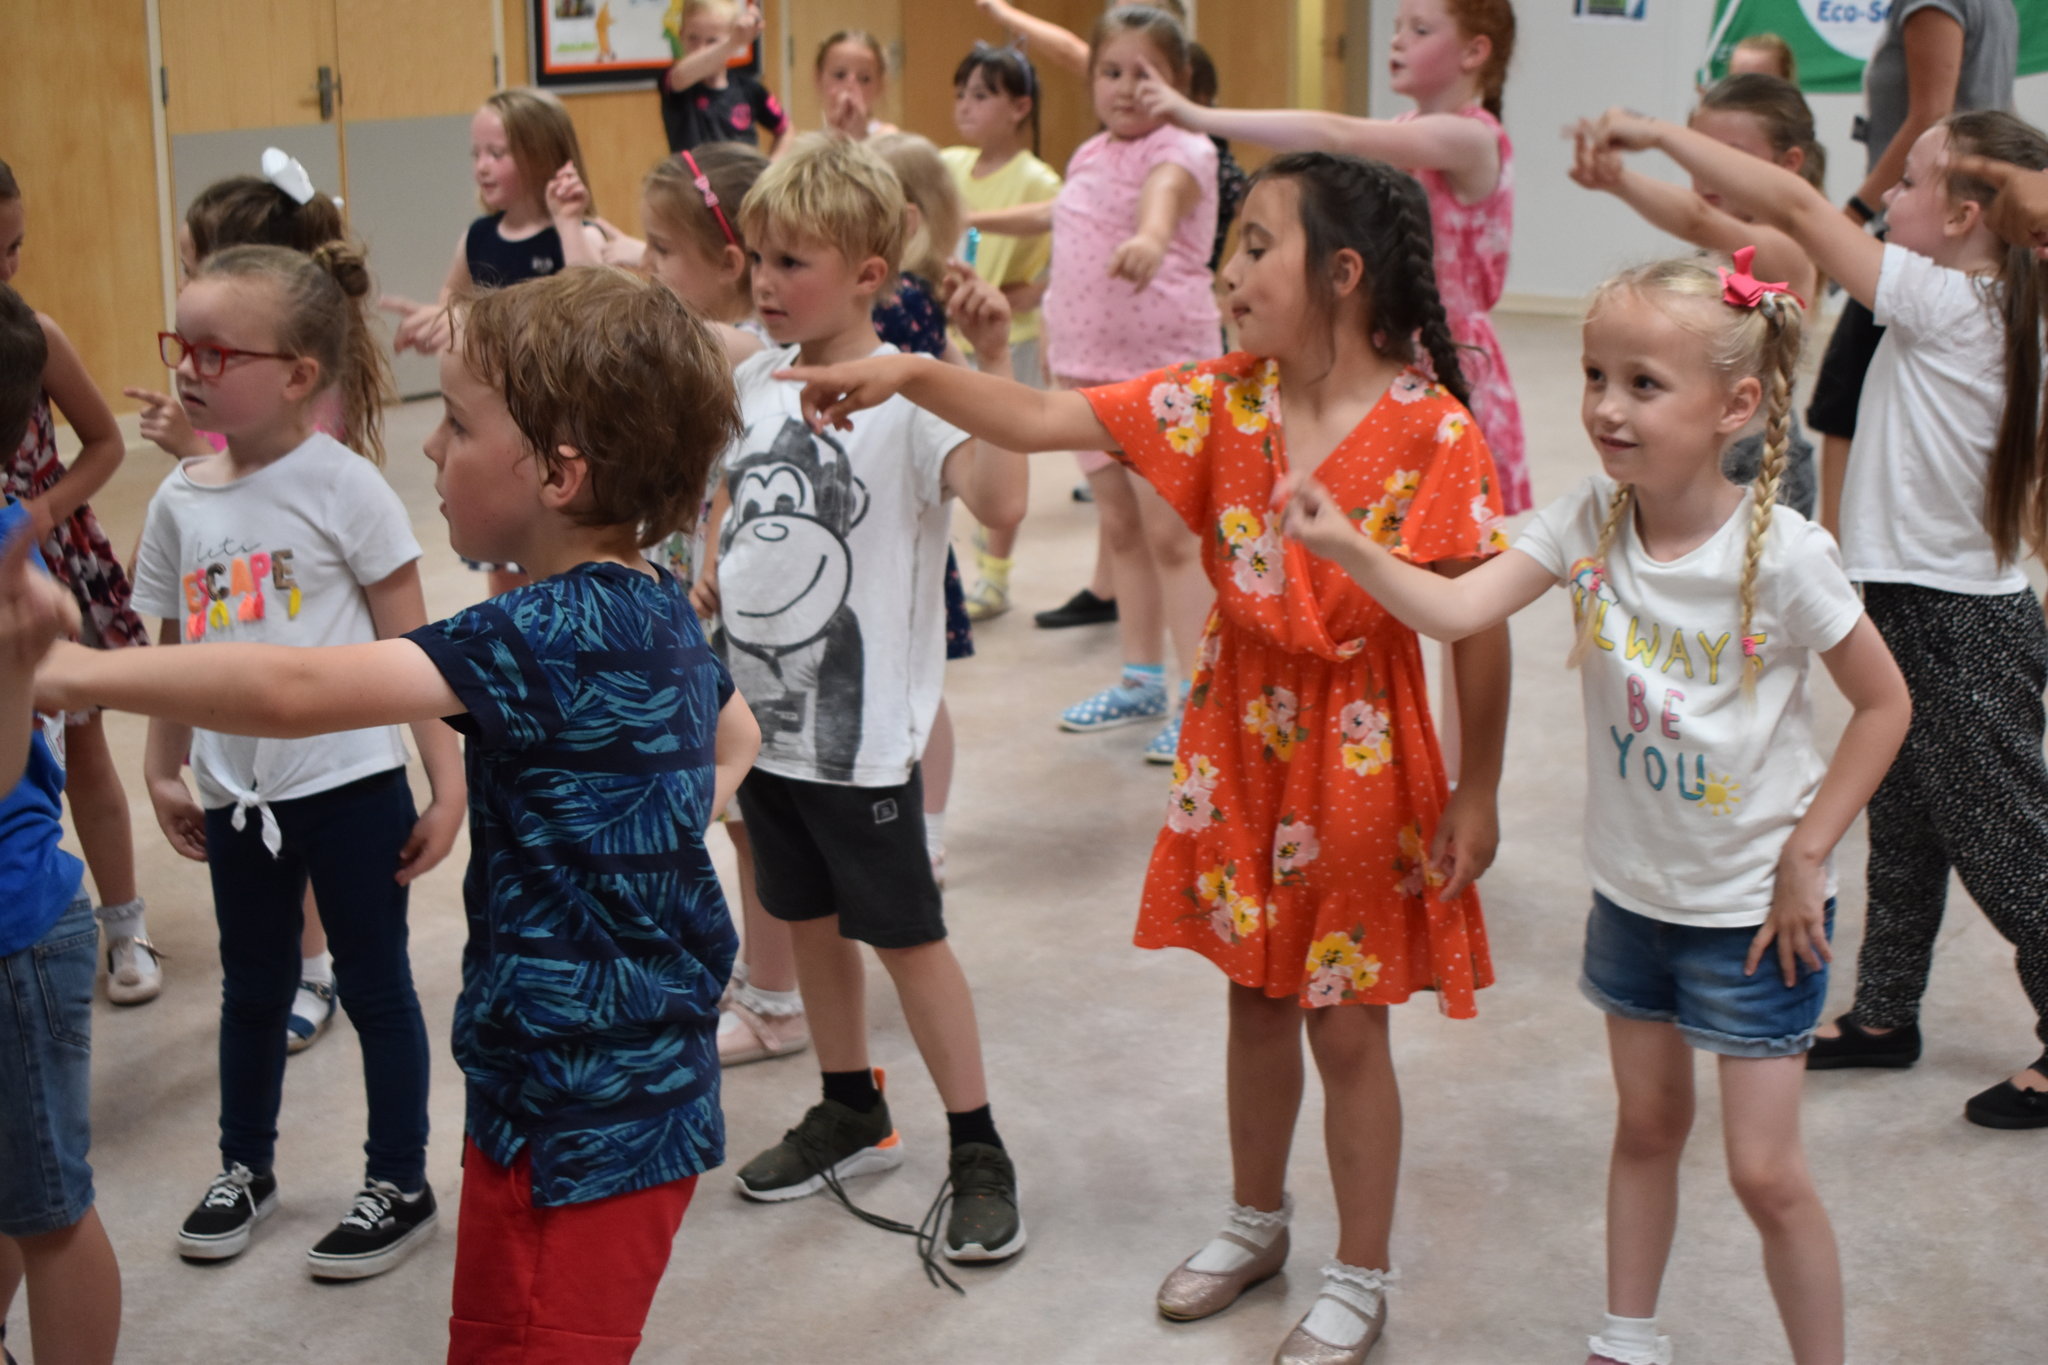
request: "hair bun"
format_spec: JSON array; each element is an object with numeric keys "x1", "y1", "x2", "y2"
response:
[{"x1": 310, "y1": 240, "x2": 372, "y2": 299}]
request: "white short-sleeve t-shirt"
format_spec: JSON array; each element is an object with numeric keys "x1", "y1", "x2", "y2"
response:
[
  {"x1": 131, "y1": 432, "x2": 419, "y2": 823},
  {"x1": 1842, "y1": 243, "x2": 2022, "y2": 594},
  {"x1": 713, "y1": 344, "x2": 967, "y2": 788},
  {"x1": 1516, "y1": 477, "x2": 1866, "y2": 927}
]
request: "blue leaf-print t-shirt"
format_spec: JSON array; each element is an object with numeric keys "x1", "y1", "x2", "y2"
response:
[{"x1": 408, "y1": 561, "x2": 738, "y2": 1206}]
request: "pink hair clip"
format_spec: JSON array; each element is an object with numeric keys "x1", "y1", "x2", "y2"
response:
[
  {"x1": 678, "y1": 149, "x2": 737, "y2": 249},
  {"x1": 1718, "y1": 246, "x2": 1801, "y2": 310}
]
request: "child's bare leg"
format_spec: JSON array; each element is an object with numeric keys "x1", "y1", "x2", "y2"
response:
[
  {"x1": 1090, "y1": 465, "x2": 1162, "y2": 666},
  {"x1": 1720, "y1": 1054, "x2": 1844, "y2": 1365},
  {"x1": 1087, "y1": 512, "x2": 1116, "y2": 601},
  {"x1": 788, "y1": 916, "x2": 868, "y2": 1073},
  {"x1": 1132, "y1": 479, "x2": 1212, "y2": 680},
  {"x1": 0, "y1": 1233, "x2": 20, "y2": 1320},
  {"x1": 924, "y1": 700, "x2": 954, "y2": 818},
  {"x1": 63, "y1": 715, "x2": 135, "y2": 907},
  {"x1": 11, "y1": 1209, "x2": 120, "y2": 1365},
  {"x1": 726, "y1": 823, "x2": 796, "y2": 993},
  {"x1": 872, "y1": 940, "x2": 986, "y2": 1112},
  {"x1": 301, "y1": 889, "x2": 326, "y2": 959},
  {"x1": 1604, "y1": 1016, "x2": 1696, "y2": 1319},
  {"x1": 1304, "y1": 1003, "x2": 1400, "y2": 1268},
  {"x1": 1227, "y1": 983, "x2": 1305, "y2": 1211}
]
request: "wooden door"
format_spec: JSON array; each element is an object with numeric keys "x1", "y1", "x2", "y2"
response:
[
  {"x1": 781, "y1": 0, "x2": 903, "y2": 136},
  {"x1": 333, "y1": 0, "x2": 499, "y2": 396}
]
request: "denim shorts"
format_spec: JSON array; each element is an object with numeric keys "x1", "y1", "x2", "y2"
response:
[
  {"x1": 0, "y1": 897, "x2": 97, "y2": 1236},
  {"x1": 1579, "y1": 892, "x2": 1834, "y2": 1059}
]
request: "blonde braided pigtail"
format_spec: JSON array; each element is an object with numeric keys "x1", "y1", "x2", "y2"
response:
[
  {"x1": 1567, "y1": 481, "x2": 1634, "y2": 671},
  {"x1": 1734, "y1": 288, "x2": 1805, "y2": 697}
]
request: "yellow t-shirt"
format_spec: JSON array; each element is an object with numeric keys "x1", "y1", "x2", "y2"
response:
[{"x1": 941, "y1": 145, "x2": 1062, "y2": 349}]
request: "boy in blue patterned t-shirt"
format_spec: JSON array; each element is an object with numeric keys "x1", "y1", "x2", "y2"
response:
[{"x1": 36, "y1": 269, "x2": 759, "y2": 1362}]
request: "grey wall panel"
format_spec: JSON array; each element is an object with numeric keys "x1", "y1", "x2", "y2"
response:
[{"x1": 169, "y1": 128, "x2": 345, "y2": 224}]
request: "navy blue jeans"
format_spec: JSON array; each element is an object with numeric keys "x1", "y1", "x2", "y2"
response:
[{"x1": 205, "y1": 768, "x2": 430, "y2": 1189}]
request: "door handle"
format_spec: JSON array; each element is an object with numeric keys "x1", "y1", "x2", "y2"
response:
[{"x1": 317, "y1": 65, "x2": 339, "y2": 120}]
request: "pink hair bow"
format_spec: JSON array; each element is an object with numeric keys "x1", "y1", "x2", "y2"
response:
[{"x1": 1718, "y1": 246, "x2": 1798, "y2": 310}]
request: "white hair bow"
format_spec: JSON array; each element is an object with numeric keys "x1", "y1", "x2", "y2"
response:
[{"x1": 260, "y1": 147, "x2": 317, "y2": 205}]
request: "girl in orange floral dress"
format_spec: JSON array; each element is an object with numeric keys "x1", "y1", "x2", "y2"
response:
[{"x1": 782, "y1": 150, "x2": 1510, "y2": 1365}]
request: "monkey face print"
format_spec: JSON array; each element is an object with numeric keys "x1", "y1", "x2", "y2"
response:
[{"x1": 713, "y1": 351, "x2": 969, "y2": 789}]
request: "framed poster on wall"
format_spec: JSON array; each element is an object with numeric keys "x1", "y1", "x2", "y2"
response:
[{"x1": 530, "y1": 0, "x2": 756, "y2": 90}]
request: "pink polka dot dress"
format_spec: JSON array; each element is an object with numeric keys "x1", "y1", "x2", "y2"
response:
[{"x1": 1083, "y1": 354, "x2": 1506, "y2": 1015}]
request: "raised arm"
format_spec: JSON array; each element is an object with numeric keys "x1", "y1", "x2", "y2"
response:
[
  {"x1": 28, "y1": 316, "x2": 125, "y2": 536},
  {"x1": 968, "y1": 200, "x2": 1055, "y2": 237},
  {"x1": 1852, "y1": 7, "x2": 1963, "y2": 215},
  {"x1": 780, "y1": 353, "x2": 1112, "y2": 456},
  {"x1": 1570, "y1": 129, "x2": 1817, "y2": 300},
  {"x1": 974, "y1": 0, "x2": 1089, "y2": 78},
  {"x1": 1590, "y1": 110, "x2": 1882, "y2": 307},
  {"x1": 1280, "y1": 476, "x2": 1556, "y2": 639},
  {"x1": 38, "y1": 636, "x2": 464, "y2": 739},
  {"x1": 938, "y1": 265, "x2": 1029, "y2": 531},
  {"x1": 666, "y1": 3, "x2": 761, "y2": 92}
]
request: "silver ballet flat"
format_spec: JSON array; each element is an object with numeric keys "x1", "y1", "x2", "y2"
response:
[{"x1": 1155, "y1": 1227, "x2": 1290, "y2": 1322}]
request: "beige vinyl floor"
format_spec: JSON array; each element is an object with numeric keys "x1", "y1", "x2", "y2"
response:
[{"x1": 7, "y1": 312, "x2": 2044, "y2": 1364}]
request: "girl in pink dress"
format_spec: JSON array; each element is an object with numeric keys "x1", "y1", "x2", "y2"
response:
[{"x1": 1136, "y1": 0, "x2": 1528, "y2": 515}]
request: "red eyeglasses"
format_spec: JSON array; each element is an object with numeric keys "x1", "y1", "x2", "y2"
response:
[{"x1": 158, "y1": 331, "x2": 296, "y2": 378}]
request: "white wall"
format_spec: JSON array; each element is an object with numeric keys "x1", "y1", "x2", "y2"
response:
[{"x1": 1367, "y1": 5, "x2": 2048, "y2": 304}]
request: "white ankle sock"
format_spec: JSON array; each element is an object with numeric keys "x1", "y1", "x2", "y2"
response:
[
  {"x1": 94, "y1": 897, "x2": 146, "y2": 942},
  {"x1": 1589, "y1": 1313, "x2": 1671, "y2": 1365},
  {"x1": 1185, "y1": 1194, "x2": 1291, "y2": 1273},
  {"x1": 1301, "y1": 1261, "x2": 1395, "y2": 1348},
  {"x1": 301, "y1": 950, "x2": 334, "y2": 987}
]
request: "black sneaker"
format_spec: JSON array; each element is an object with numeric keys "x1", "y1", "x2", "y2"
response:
[
  {"x1": 1033, "y1": 588, "x2": 1118, "y2": 630},
  {"x1": 177, "y1": 1163, "x2": 278, "y2": 1261},
  {"x1": 736, "y1": 1094, "x2": 903, "y2": 1202},
  {"x1": 307, "y1": 1180, "x2": 439, "y2": 1280},
  {"x1": 1806, "y1": 1013, "x2": 1921, "y2": 1070},
  {"x1": 930, "y1": 1142, "x2": 1025, "y2": 1263},
  {"x1": 1963, "y1": 1053, "x2": 2048, "y2": 1130}
]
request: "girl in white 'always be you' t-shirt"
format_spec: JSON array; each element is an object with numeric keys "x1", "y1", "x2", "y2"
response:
[
  {"x1": 1279, "y1": 253, "x2": 1910, "y2": 1365},
  {"x1": 130, "y1": 243, "x2": 464, "y2": 1278}
]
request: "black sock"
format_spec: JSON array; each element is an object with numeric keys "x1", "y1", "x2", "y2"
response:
[
  {"x1": 946, "y1": 1104, "x2": 1001, "y2": 1150},
  {"x1": 822, "y1": 1068, "x2": 881, "y2": 1112}
]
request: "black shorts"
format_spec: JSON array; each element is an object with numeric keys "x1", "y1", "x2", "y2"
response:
[
  {"x1": 1805, "y1": 295, "x2": 1887, "y2": 439},
  {"x1": 736, "y1": 766, "x2": 946, "y2": 949}
]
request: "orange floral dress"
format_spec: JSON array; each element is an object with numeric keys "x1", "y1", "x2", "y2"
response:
[{"x1": 1083, "y1": 354, "x2": 1509, "y2": 1015}]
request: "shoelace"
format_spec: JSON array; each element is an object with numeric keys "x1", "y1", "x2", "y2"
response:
[
  {"x1": 787, "y1": 1114, "x2": 964, "y2": 1295},
  {"x1": 337, "y1": 1183, "x2": 398, "y2": 1232},
  {"x1": 202, "y1": 1171, "x2": 252, "y2": 1209}
]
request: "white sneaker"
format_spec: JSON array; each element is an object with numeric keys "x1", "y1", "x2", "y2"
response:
[{"x1": 105, "y1": 936, "x2": 164, "y2": 1005}]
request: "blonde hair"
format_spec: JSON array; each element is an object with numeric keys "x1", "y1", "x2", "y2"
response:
[
  {"x1": 643, "y1": 142, "x2": 768, "y2": 307},
  {"x1": 681, "y1": 0, "x2": 737, "y2": 22},
  {"x1": 196, "y1": 242, "x2": 394, "y2": 465},
  {"x1": 815, "y1": 29, "x2": 888, "y2": 77},
  {"x1": 483, "y1": 88, "x2": 596, "y2": 218},
  {"x1": 1732, "y1": 33, "x2": 1797, "y2": 84},
  {"x1": 868, "y1": 132, "x2": 964, "y2": 284},
  {"x1": 739, "y1": 133, "x2": 906, "y2": 275},
  {"x1": 1569, "y1": 257, "x2": 1805, "y2": 695}
]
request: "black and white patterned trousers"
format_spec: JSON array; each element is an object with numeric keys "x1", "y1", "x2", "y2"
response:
[{"x1": 1853, "y1": 583, "x2": 2048, "y2": 1049}]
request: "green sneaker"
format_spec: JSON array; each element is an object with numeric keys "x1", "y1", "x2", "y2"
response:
[
  {"x1": 935, "y1": 1142, "x2": 1025, "y2": 1262},
  {"x1": 735, "y1": 1095, "x2": 903, "y2": 1203}
]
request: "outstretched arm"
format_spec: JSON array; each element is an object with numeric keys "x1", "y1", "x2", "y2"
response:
[
  {"x1": 364, "y1": 563, "x2": 466, "y2": 885},
  {"x1": 1280, "y1": 476, "x2": 1556, "y2": 638},
  {"x1": 968, "y1": 200, "x2": 1055, "y2": 237},
  {"x1": 939, "y1": 265, "x2": 1030, "y2": 531},
  {"x1": 1747, "y1": 615, "x2": 1911, "y2": 985},
  {"x1": 779, "y1": 353, "x2": 1113, "y2": 456},
  {"x1": 1569, "y1": 129, "x2": 1817, "y2": 299},
  {"x1": 38, "y1": 636, "x2": 464, "y2": 738},
  {"x1": 1588, "y1": 110, "x2": 1882, "y2": 307},
  {"x1": 974, "y1": 0, "x2": 1089, "y2": 77},
  {"x1": 1954, "y1": 153, "x2": 2048, "y2": 257}
]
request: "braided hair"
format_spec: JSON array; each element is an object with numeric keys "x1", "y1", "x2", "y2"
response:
[
  {"x1": 1248, "y1": 151, "x2": 1468, "y2": 405},
  {"x1": 1568, "y1": 256, "x2": 1805, "y2": 692}
]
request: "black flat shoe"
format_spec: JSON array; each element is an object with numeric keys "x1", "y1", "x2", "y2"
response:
[
  {"x1": 1033, "y1": 588, "x2": 1118, "y2": 630},
  {"x1": 1806, "y1": 1013, "x2": 1921, "y2": 1070},
  {"x1": 1964, "y1": 1054, "x2": 2048, "y2": 1130}
]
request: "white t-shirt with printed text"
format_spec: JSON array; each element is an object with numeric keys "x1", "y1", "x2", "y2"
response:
[
  {"x1": 714, "y1": 344, "x2": 968, "y2": 788},
  {"x1": 1843, "y1": 242, "x2": 2023, "y2": 594},
  {"x1": 131, "y1": 432, "x2": 419, "y2": 829},
  {"x1": 1516, "y1": 476, "x2": 1866, "y2": 927}
]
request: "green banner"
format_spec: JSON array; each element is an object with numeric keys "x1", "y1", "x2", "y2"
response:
[{"x1": 1703, "y1": 1, "x2": 2048, "y2": 94}]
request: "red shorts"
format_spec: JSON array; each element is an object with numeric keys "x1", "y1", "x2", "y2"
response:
[{"x1": 447, "y1": 1137, "x2": 697, "y2": 1365}]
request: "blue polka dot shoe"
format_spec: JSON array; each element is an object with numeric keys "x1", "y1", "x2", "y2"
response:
[
  {"x1": 1143, "y1": 700, "x2": 1186, "y2": 765},
  {"x1": 1059, "y1": 678, "x2": 1167, "y2": 733}
]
